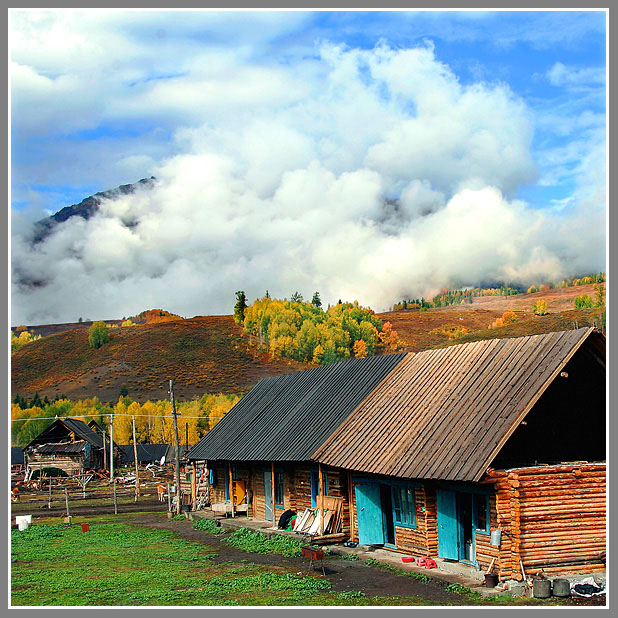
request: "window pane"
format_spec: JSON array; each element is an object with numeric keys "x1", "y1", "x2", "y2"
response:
[
  {"x1": 475, "y1": 496, "x2": 487, "y2": 531},
  {"x1": 400, "y1": 488, "x2": 409, "y2": 524},
  {"x1": 393, "y1": 487, "x2": 402, "y2": 522},
  {"x1": 275, "y1": 470, "x2": 284, "y2": 505}
]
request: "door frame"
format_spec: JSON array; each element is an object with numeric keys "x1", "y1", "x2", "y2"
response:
[
  {"x1": 353, "y1": 478, "x2": 419, "y2": 548},
  {"x1": 436, "y1": 484, "x2": 492, "y2": 564}
]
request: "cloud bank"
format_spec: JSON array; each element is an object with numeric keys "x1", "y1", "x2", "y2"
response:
[{"x1": 11, "y1": 40, "x2": 606, "y2": 324}]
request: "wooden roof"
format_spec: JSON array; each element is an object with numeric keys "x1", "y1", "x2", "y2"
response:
[
  {"x1": 186, "y1": 353, "x2": 407, "y2": 463},
  {"x1": 312, "y1": 328, "x2": 603, "y2": 482}
]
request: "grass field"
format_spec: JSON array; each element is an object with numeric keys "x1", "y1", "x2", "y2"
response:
[{"x1": 11, "y1": 516, "x2": 586, "y2": 607}]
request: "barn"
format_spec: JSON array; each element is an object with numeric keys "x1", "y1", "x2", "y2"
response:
[
  {"x1": 186, "y1": 327, "x2": 606, "y2": 579},
  {"x1": 23, "y1": 417, "x2": 121, "y2": 478}
]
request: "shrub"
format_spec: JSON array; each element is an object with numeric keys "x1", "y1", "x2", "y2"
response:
[
  {"x1": 532, "y1": 299, "x2": 548, "y2": 315},
  {"x1": 88, "y1": 321, "x2": 110, "y2": 349},
  {"x1": 574, "y1": 294, "x2": 594, "y2": 309},
  {"x1": 223, "y1": 527, "x2": 302, "y2": 557},
  {"x1": 192, "y1": 519, "x2": 224, "y2": 534}
]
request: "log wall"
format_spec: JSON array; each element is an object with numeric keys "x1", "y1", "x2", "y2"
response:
[
  {"x1": 483, "y1": 463, "x2": 606, "y2": 578},
  {"x1": 25, "y1": 452, "x2": 85, "y2": 476}
]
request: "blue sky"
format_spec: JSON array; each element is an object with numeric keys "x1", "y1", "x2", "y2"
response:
[{"x1": 10, "y1": 10, "x2": 607, "y2": 324}]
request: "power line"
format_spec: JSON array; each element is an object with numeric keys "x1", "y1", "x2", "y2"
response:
[{"x1": 10, "y1": 413, "x2": 226, "y2": 422}]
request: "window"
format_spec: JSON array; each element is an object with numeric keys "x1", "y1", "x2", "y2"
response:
[
  {"x1": 274, "y1": 468, "x2": 284, "y2": 507},
  {"x1": 391, "y1": 484, "x2": 416, "y2": 528},
  {"x1": 473, "y1": 494, "x2": 489, "y2": 533}
]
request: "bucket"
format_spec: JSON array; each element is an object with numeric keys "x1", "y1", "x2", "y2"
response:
[
  {"x1": 552, "y1": 579, "x2": 570, "y2": 597},
  {"x1": 533, "y1": 578, "x2": 551, "y2": 598},
  {"x1": 484, "y1": 573, "x2": 499, "y2": 588},
  {"x1": 81, "y1": 523, "x2": 90, "y2": 533},
  {"x1": 15, "y1": 515, "x2": 32, "y2": 531},
  {"x1": 490, "y1": 529, "x2": 502, "y2": 546}
]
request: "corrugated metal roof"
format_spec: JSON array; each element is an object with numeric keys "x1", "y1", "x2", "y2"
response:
[
  {"x1": 11, "y1": 446, "x2": 25, "y2": 465},
  {"x1": 312, "y1": 328, "x2": 601, "y2": 482},
  {"x1": 119, "y1": 444, "x2": 170, "y2": 464},
  {"x1": 187, "y1": 353, "x2": 407, "y2": 462}
]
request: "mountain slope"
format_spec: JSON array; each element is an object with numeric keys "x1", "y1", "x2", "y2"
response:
[
  {"x1": 11, "y1": 316, "x2": 305, "y2": 402},
  {"x1": 11, "y1": 285, "x2": 604, "y2": 404}
]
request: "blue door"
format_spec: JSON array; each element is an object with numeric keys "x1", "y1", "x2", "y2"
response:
[
  {"x1": 264, "y1": 469, "x2": 273, "y2": 522},
  {"x1": 437, "y1": 489, "x2": 459, "y2": 560},
  {"x1": 355, "y1": 483, "x2": 386, "y2": 545}
]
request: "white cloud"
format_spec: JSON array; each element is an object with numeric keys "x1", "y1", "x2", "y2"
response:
[{"x1": 10, "y1": 23, "x2": 606, "y2": 324}]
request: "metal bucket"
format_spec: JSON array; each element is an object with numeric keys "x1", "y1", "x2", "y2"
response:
[
  {"x1": 533, "y1": 578, "x2": 551, "y2": 598},
  {"x1": 484, "y1": 573, "x2": 499, "y2": 588},
  {"x1": 552, "y1": 579, "x2": 570, "y2": 597},
  {"x1": 490, "y1": 529, "x2": 502, "y2": 546}
]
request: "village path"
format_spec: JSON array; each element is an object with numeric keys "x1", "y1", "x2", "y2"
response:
[{"x1": 129, "y1": 513, "x2": 473, "y2": 605}]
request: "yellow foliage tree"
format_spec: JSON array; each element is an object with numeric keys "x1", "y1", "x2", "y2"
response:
[{"x1": 352, "y1": 339, "x2": 367, "y2": 358}]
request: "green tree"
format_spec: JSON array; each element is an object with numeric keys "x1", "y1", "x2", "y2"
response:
[
  {"x1": 88, "y1": 321, "x2": 110, "y2": 349},
  {"x1": 234, "y1": 291, "x2": 248, "y2": 325},
  {"x1": 311, "y1": 291, "x2": 322, "y2": 308},
  {"x1": 290, "y1": 291, "x2": 303, "y2": 302},
  {"x1": 574, "y1": 294, "x2": 594, "y2": 310}
]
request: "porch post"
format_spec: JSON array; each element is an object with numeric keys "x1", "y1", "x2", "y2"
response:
[
  {"x1": 271, "y1": 462, "x2": 276, "y2": 526},
  {"x1": 229, "y1": 463, "x2": 235, "y2": 517},
  {"x1": 191, "y1": 461, "x2": 197, "y2": 509},
  {"x1": 318, "y1": 463, "x2": 324, "y2": 536}
]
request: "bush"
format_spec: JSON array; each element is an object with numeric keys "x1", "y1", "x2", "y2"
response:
[
  {"x1": 532, "y1": 299, "x2": 548, "y2": 315},
  {"x1": 88, "y1": 321, "x2": 110, "y2": 349},
  {"x1": 223, "y1": 527, "x2": 302, "y2": 557},
  {"x1": 30, "y1": 467, "x2": 67, "y2": 479},
  {"x1": 192, "y1": 519, "x2": 224, "y2": 534},
  {"x1": 574, "y1": 294, "x2": 594, "y2": 309}
]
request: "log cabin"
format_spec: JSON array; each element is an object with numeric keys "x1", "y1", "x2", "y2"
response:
[
  {"x1": 23, "y1": 417, "x2": 121, "y2": 477},
  {"x1": 187, "y1": 327, "x2": 605, "y2": 579}
]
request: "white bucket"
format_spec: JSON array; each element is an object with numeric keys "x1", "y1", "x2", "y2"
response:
[{"x1": 15, "y1": 515, "x2": 32, "y2": 531}]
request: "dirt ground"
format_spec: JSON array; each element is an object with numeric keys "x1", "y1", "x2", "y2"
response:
[
  {"x1": 9, "y1": 505, "x2": 606, "y2": 607},
  {"x1": 126, "y1": 513, "x2": 606, "y2": 607}
]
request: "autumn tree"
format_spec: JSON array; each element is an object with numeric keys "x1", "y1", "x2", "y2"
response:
[
  {"x1": 533, "y1": 299, "x2": 548, "y2": 315},
  {"x1": 352, "y1": 339, "x2": 367, "y2": 358},
  {"x1": 574, "y1": 294, "x2": 594, "y2": 309},
  {"x1": 88, "y1": 321, "x2": 110, "y2": 349}
]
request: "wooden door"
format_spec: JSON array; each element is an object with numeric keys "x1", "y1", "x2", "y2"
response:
[
  {"x1": 263, "y1": 468, "x2": 273, "y2": 522},
  {"x1": 354, "y1": 483, "x2": 386, "y2": 545},
  {"x1": 437, "y1": 489, "x2": 459, "y2": 560}
]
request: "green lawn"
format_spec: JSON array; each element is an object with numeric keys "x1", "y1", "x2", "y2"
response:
[
  {"x1": 11, "y1": 520, "x2": 575, "y2": 607},
  {"x1": 10, "y1": 521, "x2": 438, "y2": 606}
]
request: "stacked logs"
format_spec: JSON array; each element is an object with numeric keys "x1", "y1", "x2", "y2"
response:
[{"x1": 484, "y1": 464, "x2": 606, "y2": 578}]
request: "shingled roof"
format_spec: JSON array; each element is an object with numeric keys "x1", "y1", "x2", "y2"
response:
[
  {"x1": 313, "y1": 328, "x2": 604, "y2": 482},
  {"x1": 24, "y1": 417, "x2": 107, "y2": 450},
  {"x1": 186, "y1": 353, "x2": 407, "y2": 463}
]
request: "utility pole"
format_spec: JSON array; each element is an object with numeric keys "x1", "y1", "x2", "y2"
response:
[
  {"x1": 132, "y1": 416, "x2": 140, "y2": 501},
  {"x1": 109, "y1": 415, "x2": 114, "y2": 481},
  {"x1": 169, "y1": 380, "x2": 182, "y2": 515}
]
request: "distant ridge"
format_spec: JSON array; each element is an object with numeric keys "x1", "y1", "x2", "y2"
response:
[{"x1": 33, "y1": 176, "x2": 156, "y2": 243}]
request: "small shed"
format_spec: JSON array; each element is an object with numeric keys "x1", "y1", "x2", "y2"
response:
[{"x1": 23, "y1": 417, "x2": 121, "y2": 478}]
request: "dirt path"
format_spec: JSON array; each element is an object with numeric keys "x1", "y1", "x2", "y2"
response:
[{"x1": 128, "y1": 514, "x2": 483, "y2": 605}]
